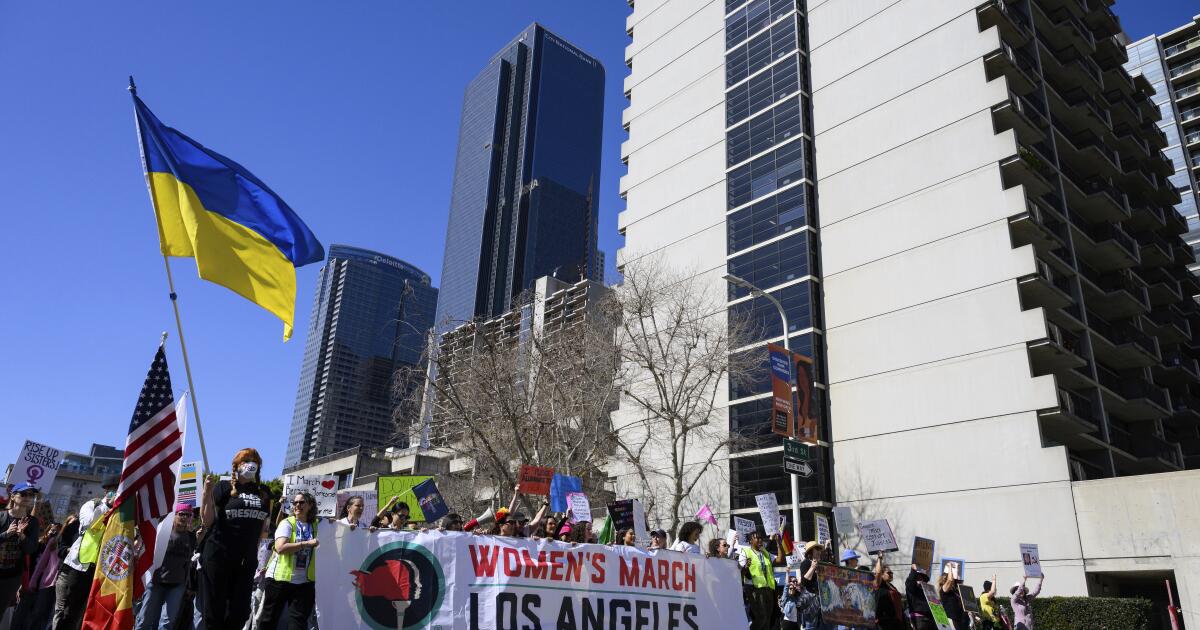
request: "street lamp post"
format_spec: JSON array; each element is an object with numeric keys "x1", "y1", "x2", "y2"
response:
[{"x1": 723, "y1": 273, "x2": 803, "y2": 548}]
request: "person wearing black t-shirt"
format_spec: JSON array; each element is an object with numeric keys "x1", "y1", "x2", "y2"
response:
[{"x1": 199, "y1": 448, "x2": 271, "y2": 630}]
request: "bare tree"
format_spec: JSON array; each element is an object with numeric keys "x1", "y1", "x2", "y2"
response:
[
  {"x1": 394, "y1": 281, "x2": 622, "y2": 513},
  {"x1": 606, "y1": 260, "x2": 760, "y2": 536}
]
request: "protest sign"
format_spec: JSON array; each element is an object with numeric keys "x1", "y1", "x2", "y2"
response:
[
  {"x1": 549, "y1": 474, "x2": 582, "y2": 513},
  {"x1": 912, "y1": 537, "x2": 935, "y2": 576},
  {"x1": 940, "y1": 557, "x2": 966, "y2": 581},
  {"x1": 725, "y1": 530, "x2": 738, "y2": 550},
  {"x1": 377, "y1": 475, "x2": 434, "y2": 522},
  {"x1": 282, "y1": 474, "x2": 339, "y2": 518},
  {"x1": 756, "y1": 494, "x2": 781, "y2": 536},
  {"x1": 413, "y1": 478, "x2": 450, "y2": 523},
  {"x1": 733, "y1": 516, "x2": 755, "y2": 545},
  {"x1": 960, "y1": 585, "x2": 981, "y2": 614},
  {"x1": 176, "y1": 462, "x2": 201, "y2": 509},
  {"x1": 1020, "y1": 543, "x2": 1042, "y2": 578},
  {"x1": 631, "y1": 499, "x2": 649, "y2": 547},
  {"x1": 6, "y1": 440, "x2": 63, "y2": 494},
  {"x1": 857, "y1": 519, "x2": 898, "y2": 553},
  {"x1": 608, "y1": 500, "x2": 634, "y2": 531},
  {"x1": 518, "y1": 465, "x2": 554, "y2": 496},
  {"x1": 567, "y1": 492, "x2": 593, "y2": 523},
  {"x1": 815, "y1": 564, "x2": 877, "y2": 626},
  {"x1": 336, "y1": 490, "x2": 378, "y2": 526},
  {"x1": 921, "y1": 582, "x2": 955, "y2": 630},
  {"x1": 832, "y1": 506, "x2": 854, "y2": 535},
  {"x1": 316, "y1": 524, "x2": 750, "y2": 630},
  {"x1": 814, "y1": 513, "x2": 832, "y2": 546}
]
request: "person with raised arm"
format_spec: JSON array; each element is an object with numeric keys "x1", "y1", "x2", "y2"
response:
[
  {"x1": 199, "y1": 448, "x2": 271, "y2": 630},
  {"x1": 872, "y1": 553, "x2": 906, "y2": 630},
  {"x1": 1011, "y1": 574, "x2": 1044, "y2": 630}
]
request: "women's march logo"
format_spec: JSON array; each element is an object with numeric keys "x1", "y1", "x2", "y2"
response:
[{"x1": 352, "y1": 540, "x2": 445, "y2": 630}]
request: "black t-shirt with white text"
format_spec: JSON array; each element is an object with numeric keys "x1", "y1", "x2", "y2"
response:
[{"x1": 208, "y1": 481, "x2": 269, "y2": 559}]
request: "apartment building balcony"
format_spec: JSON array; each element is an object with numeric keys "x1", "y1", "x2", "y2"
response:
[
  {"x1": 1082, "y1": 1, "x2": 1119, "y2": 34},
  {"x1": 1164, "y1": 34, "x2": 1200, "y2": 61},
  {"x1": 1081, "y1": 265, "x2": 1149, "y2": 318},
  {"x1": 1061, "y1": 170, "x2": 1128, "y2": 222},
  {"x1": 1019, "y1": 257, "x2": 1076, "y2": 311},
  {"x1": 1073, "y1": 221, "x2": 1139, "y2": 270},
  {"x1": 1173, "y1": 57, "x2": 1200, "y2": 87},
  {"x1": 1040, "y1": 39, "x2": 1104, "y2": 97},
  {"x1": 978, "y1": 0, "x2": 1033, "y2": 47},
  {"x1": 1031, "y1": 320, "x2": 1089, "y2": 373},
  {"x1": 1009, "y1": 199, "x2": 1070, "y2": 252},
  {"x1": 1048, "y1": 6, "x2": 1096, "y2": 55},
  {"x1": 1143, "y1": 267, "x2": 1184, "y2": 306},
  {"x1": 1049, "y1": 85, "x2": 1112, "y2": 137},
  {"x1": 1165, "y1": 206, "x2": 1190, "y2": 235},
  {"x1": 1097, "y1": 365, "x2": 1171, "y2": 420},
  {"x1": 1001, "y1": 147, "x2": 1057, "y2": 197},
  {"x1": 1105, "y1": 90, "x2": 1143, "y2": 128},
  {"x1": 1124, "y1": 431, "x2": 1185, "y2": 472},
  {"x1": 1111, "y1": 122, "x2": 1151, "y2": 160},
  {"x1": 1177, "y1": 82, "x2": 1200, "y2": 108},
  {"x1": 1147, "y1": 305, "x2": 1194, "y2": 344},
  {"x1": 985, "y1": 43, "x2": 1039, "y2": 95},
  {"x1": 1089, "y1": 316, "x2": 1159, "y2": 368},
  {"x1": 1123, "y1": 204, "x2": 1166, "y2": 235},
  {"x1": 1039, "y1": 387, "x2": 1102, "y2": 449},
  {"x1": 1139, "y1": 232, "x2": 1176, "y2": 268},
  {"x1": 993, "y1": 92, "x2": 1049, "y2": 145},
  {"x1": 1092, "y1": 32, "x2": 1128, "y2": 68},
  {"x1": 1180, "y1": 437, "x2": 1200, "y2": 469},
  {"x1": 1056, "y1": 127, "x2": 1120, "y2": 178},
  {"x1": 1167, "y1": 392, "x2": 1200, "y2": 430},
  {"x1": 1155, "y1": 345, "x2": 1200, "y2": 386}
]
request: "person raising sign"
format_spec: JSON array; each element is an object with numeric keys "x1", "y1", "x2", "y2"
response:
[{"x1": 200, "y1": 448, "x2": 271, "y2": 630}]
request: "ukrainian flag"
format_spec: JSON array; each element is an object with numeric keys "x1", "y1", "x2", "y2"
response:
[{"x1": 133, "y1": 94, "x2": 323, "y2": 340}]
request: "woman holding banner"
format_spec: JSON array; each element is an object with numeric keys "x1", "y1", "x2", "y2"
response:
[
  {"x1": 257, "y1": 491, "x2": 319, "y2": 630},
  {"x1": 669, "y1": 522, "x2": 703, "y2": 554},
  {"x1": 337, "y1": 495, "x2": 365, "y2": 530}
]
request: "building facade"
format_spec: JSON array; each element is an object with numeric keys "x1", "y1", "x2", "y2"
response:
[
  {"x1": 284, "y1": 245, "x2": 438, "y2": 468},
  {"x1": 619, "y1": 0, "x2": 1200, "y2": 619},
  {"x1": 435, "y1": 24, "x2": 606, "y2": 330},
  {"x1": 1125, "y1": 16, "x2": 1200, "y2": 273}
]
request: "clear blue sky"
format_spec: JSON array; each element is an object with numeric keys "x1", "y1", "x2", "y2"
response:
[{"x1": 0, "y1": 1, "x2": 1193, "y2": 479}]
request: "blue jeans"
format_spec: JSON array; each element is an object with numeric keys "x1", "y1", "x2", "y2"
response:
[{"x1": 136, "y1": 582, "x2": 185, "y2": 630}]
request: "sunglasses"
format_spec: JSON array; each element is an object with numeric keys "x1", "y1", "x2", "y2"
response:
[{"x1": 293, "y1": 500, "x2": 308, "y2": 505}]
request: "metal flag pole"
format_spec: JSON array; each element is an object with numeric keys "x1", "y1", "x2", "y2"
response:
[{"x1": 129, "y1": 76, "x2": 210, "y2": 473}]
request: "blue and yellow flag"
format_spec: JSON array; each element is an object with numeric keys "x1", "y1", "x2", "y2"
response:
[{"x1": 133, "y1": 93, "x2": 323, "y2": 339}]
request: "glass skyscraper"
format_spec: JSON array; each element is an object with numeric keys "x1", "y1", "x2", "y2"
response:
[
  {"x1": 435, "y1": 23, "x2": 605, "y2": 329},
  {"x1": 285, "y1": 245, "x2": 438, "y2": 467}
]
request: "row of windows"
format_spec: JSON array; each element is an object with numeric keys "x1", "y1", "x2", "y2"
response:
[
  {"x1": 728, "y1": 138, "x2": 812, "y2": 209},
  {"x1": 727, "y1": 231, "x2": 817, "y2": 299},
  {"x1": 727, "y1": 55, "x2": 806, "y2": 127},
  {"x1": 726, "y1": 0, "x2": 795, "y2": 50},
  {"x1": 728, "y1": 95, "x2": 806, "y2": 167},
  {"x1": 728, "y1": 282, "x2": 820, "y2": 345},
  {"x1": 726, "y1": 16, "x2": 800, "y2": 88},
  {"x1": 728, "y1": 183, "x2": 811, "y2": 253}
]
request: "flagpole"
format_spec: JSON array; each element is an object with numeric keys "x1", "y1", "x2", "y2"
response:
[{"x1": 129, "y1": 76, "x2": 210, "y2": 473}]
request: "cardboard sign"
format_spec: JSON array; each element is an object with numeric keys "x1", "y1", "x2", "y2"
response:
[
  {"x1": 857, "y1": 519, "x2": 898, "y2": 553},
  {"x1": 608, "y1": 500, "x2": 634, "y2": 531},
  {"x1": 6, "y1": 440, "x2": 63, "y2": 493},
  {"x1": 567, "y1": 492, "x2": 592, "y2": 524},
  {"x1": 1020, "y1": 543, "x2": 1042, "y2": 578},
  {"x1": 911, "y1": 537, "x2": 935, "y2": 576},
  {"x1": 734, "y1": 516, "x2": 756, "y2": 545},
  {"x1": 832, "y1": 506, "x2": 854, "y2": 535},
  {"x1": 793, "y1": 353, "x2": 819, "y2": 444},
  {"x1": 767, "y1": 343, "x2": 795, "y2": 437},
  {"x1": 940, "y1": 557, "x2": 966, "y2": 581},
  {"x1": 283, "y1": 474, "x2": 339, "y2": 518},
  {"x1": 376, "y1": 475, "x2": 434, "y2": 522},
  {"x1": 549, "y1": 474, "x2": 582, "y2": 513},
  {"x1": 816, "y1": 564, "x2": 878, "y2": 626},
  {"x1": 756, "y1": 494, "x2": 781, "y2": 536},
  {"x1": 176, "y1": 461, "x2": 202, "y2": 509},
  {"x1": 335, "y1": 490, "x2": 378, "y2": 526},
  {"x1": 631, "y1": 499, "x2": 649, "y2": 547},
  {"x1": 518, "y1": 465, "x2": 554, "y2": 496},
  {"x1": 921, "y1": 582, "x2": 955, "y2": 630},
  {"x1": 960, "y1": 585, "x2": 981, "y2": 614},
  {"x1": 725, "y1": 529, "x2": 738, "y2": 550},
  {"x1": 814, "y1": 513, "x2": 832, "y2": 546}
]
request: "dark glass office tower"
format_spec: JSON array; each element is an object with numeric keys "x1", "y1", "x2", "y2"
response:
[
  {"x1": 435, "y1": 23, "x2": 605, "y2": 329},
  {"x1": 285, "y1": 245, "x2": 438, "y2": 467}
]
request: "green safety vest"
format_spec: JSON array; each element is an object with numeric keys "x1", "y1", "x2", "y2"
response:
[
  {"x1": 268, "y1": 516, "x2": 317, "y2": 583},
  {"x1": 745, "y1": 547, "x2": 774, "y2": 589}
]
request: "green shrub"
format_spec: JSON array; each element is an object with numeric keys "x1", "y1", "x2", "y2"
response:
[{"x1": 993, "y1": 595, "x2": 1155, "y2": 630}]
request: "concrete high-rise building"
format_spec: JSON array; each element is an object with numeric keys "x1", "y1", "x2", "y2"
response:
[
  {"x1": 435, "y1": 24, "x2": 606, "y2": 330},
  {"x1": 618, "y1": 0, "x2": 1200, "y2": 618},
  {"x1": 1125, "y1": 16, "x2": 1200, "y2": 272},
  {"x1": 285, "y1": 245, "x2": 438, "y2": 468}
]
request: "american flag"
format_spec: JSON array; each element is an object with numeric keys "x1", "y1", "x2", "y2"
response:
[{"x1": 112, "y1": 344, "x2": 184, "y2": 524}]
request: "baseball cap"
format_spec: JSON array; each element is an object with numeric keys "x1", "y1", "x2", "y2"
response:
[
  {"x1": 650, "y1": 529, "x2": 667, "y2": 538},
  {"x1": 840, "y1": 549, "x2": 861, "y2": 563},
  {"x1": 10, "y1": 482, "x2": 40, "y2": 494}
]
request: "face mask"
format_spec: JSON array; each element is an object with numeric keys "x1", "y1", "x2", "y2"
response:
[{"x1": 238, "y1": 462, "x2": 259, "y2": 482}]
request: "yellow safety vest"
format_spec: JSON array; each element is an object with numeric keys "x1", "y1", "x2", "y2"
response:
[
  {"x1": 267, "y1": 517, "x2": 316, "y2": 583},
  {"x1": 746, "y1": 547, "x2": 775, "y2": 589}
]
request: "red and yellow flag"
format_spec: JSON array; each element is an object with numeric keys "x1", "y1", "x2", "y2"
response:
[{"x1": 82, "y1": 501, "x2": 138, "y2": 630}]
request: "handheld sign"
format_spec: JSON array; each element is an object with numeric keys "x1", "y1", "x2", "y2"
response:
[
  {"x1": 832, "y1": 506, "x2": 854, "y2": 535},
  {"x1": 733, "y1": 516, "x2": 755, "y2": 545},
  {"x1": 756, "y1": 494, "x2": 781, "y2": 536},
  {"x1": 518, "y1": 465, "x2": 554, "y2": 496},
  {"x1": 1020, "y1": 543, "x2": 1042, "y2": 578},
  {"x1": 816, "y1": 564, "x2": 878, "y2": 626},
  {"x1": 911, "y1": 537, "x2": 935, "y2": 576},
  {"x1": 960, "y1": 585, "x2": 981, "y2": 614},
  {"x1": 631, "y1": 499, "x2": 650, "y2": 547},
  {"x1": 608, "y1": 500, "x2": 634, "y2": 531},
  {"x1": 549, "y1": 474, "x2": 582, "y2": 513},
  {"x1": 940, "y1": 557, "x2": 966, "y2": 581},
  {"x1": 376, "y1": 475, "x2": 434, "y2": 521},
  {"x1": 176, "y1": 462, "x2": 202, "y2": 509},
  {"x1": 921, "y1": 583, "x2": 955, "y2": 630},
  {"x1": 814, "y1": 513, "x2": 832, "y2": 546},
  {"x1": 335, "y1": 490, "x2": 378, "y2": 525},
  {"x1": 6, "y1": 440, "x2": 63, "y2": 494},
  {"x1": 857, "y1": 519, "x2": 899, "y2": 553},
  {"x1": 283, "y1": 474, "x2": 339, "y2": 518},
  {"x1": 567, "y1": 492, "x2": 592, "y2": 524}
]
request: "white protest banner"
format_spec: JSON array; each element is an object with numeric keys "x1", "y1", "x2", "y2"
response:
[
  {"x1": 756, "y1": 493, "x2": 781, "y2": 537},
  {"x1": 734, "y1": 516, "x2": 755, "y2": 545},
  {"x1": 337, "y1": 490, "x2": 378, "y2": 526},
  {"x1": 814, "y1": 513, "x2": 832, "y2": 546},
  {"x1": 567, "y1": 492, "x2": 593, "y2": 524},
  {"x1": 6, "y1": 440, "x2": 63, "y2": 493},
  {"x1": 176, "y1": 462, "x2": 202, "y2": 509},
  {"x1": 316, "y1": 525, "x2": 750, "y2": 630},
  {"x1": 1020, "y1": 543, "x2": 1042, "y2": 578},
  {"x1": 631, "y1": 499, "x2": 650, "y2": 547},
  {"x1": 283, "y1": 474, "x2": 339, "y2": 518},
  {"x1": 832, "y1": 506, "x2": 854, "y2": 535},
  {"x1": 857, "y1": 519, "x2": 899, "y2": 553}
]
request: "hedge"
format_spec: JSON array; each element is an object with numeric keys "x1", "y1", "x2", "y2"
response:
[{"x1": 993, "y1": 596, "x2": 1155, "y2": 630}]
